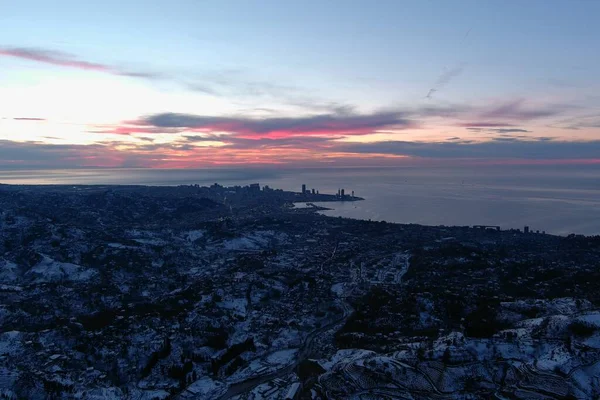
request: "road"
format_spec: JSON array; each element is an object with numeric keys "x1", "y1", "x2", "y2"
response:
[
  {"x1": 215, "y1": 300, "x2": 353, "y2": 399},
  {"x1": 180, "y1": 253, "x2": 409, "y2": 399}
]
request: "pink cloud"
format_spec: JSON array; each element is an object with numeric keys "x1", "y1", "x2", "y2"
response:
[
  {"x1": 0, "y1": 47, "x2": 112, "y2": 72},
  {"x1": 133, "y1": 111, "x2": 416, "y2": 139},
  {"x1": 0, "y1": 47, "x2": 160, "y2": 79}
]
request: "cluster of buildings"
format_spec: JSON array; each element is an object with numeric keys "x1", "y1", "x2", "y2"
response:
[
  {"x1": 0, "y1": 183, "x2": 598, "y2": 399},
  {"x1": 472, "y1": 224, "x2": 546, "y2": 235},
  {"x1": 301, "y1": 184, "x2": 355, "y2": 200}
]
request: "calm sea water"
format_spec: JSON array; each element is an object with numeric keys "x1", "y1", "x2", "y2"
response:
[{"x1": 1, "y1": 166, "x2": 599, "y2": 236}]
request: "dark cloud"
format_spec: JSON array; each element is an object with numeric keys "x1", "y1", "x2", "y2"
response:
[
  {"x1": 0, "y1": 135, "x2": 597, "y2": 170},
  {"x1": 111, "y1": 98, "x2": 572, "y2": 141},
  {"x1": 466, "y1": 127, "x2": 531, "y2": 134},
  {"x1": 490, "y1": 128, "x2": 531, "y2": 134},
  {"x1": 12, "y1": 117, "x2": 46, "y2": 121},
  {"x1": 0, "y1": 140, "x2": 203, "y2": 169},
  {"x1": 182, "y1": 134, "x2": 228, "y2": 142},
  {"x1": 460, "y1": 122, "x2": 515, "y2": 128},
  {"x1": 337, "y1": 139, "x2": 600, "y2": 160},
  {"x1": 138, "y1": 110, "x2": 415, "y2": 137},
  {"x1": 223, "y1": 136, "x2": 337, "y2": 149},
  {"x1": 0, "y1": 140, "x2": 113, "y2": 168}
]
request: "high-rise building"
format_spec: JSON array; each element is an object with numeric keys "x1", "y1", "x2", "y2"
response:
[
  {"x1": 302, "y1": 184, "x2": 306, "y2": 194},
  {"x1": 524, "y1": 226, "x2": 530, "y2": 234},
  {"x1": 341, "y1": 189, "x2": 345, "y2": 197},
  {"x1": 311, "y1": 188, "x2": 315, "y2": 195}
]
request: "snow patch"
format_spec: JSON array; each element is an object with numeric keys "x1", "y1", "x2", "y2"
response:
[
  {"x1": 0, "y1": 331, "x2": 23, "y2": 357},
  {"x1": 25, "y1": 256, "x2": 97, "y2": 283},
  {"x1": 266, "y1": 349, "x2": 298, "y2": 366},
  {"x1": 185, "y1": 377, "x2": 226, "y2": 399},
  {"x1": 331, "y1": 283, "x2": 344, "y2": 297},
  {"x1": 183, "y1": 230, "x2": 206, "y2": 242},
  {"x1": 0, "y1": 260, "x2": 19, "y2": 283}
]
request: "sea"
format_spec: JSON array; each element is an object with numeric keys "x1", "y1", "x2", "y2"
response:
[{"x1": 1, "y1": 166, "x2": 599, "y2": 236}]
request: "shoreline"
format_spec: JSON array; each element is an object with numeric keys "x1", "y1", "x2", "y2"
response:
[{"x1": 1, "y1": 182, "x2": 596, "y2": 237}]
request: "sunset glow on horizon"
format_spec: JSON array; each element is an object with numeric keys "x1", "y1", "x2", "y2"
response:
[{"x1": 1, "y1": 0, "x2": 599, "y2": 169}]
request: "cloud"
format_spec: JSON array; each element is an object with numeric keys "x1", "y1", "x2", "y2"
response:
[
  {"x1": 182, "y1": 134, "x2": 228, "y2": 142},
  {"x1": 552, "y1": 114, "x2": 600, "y2": 130},
  {"x1": 0, "y1": 140, "x2": 124, "y2": 168},
  {"x1": 452, "y1": 100, "x2": 569, "y2": 128},
  {"x1": 479, "y1": 99, "x2": 568, "y2": 121},
  {"x1": 460, "y1": 122, "x2": 515, "y2": 128},
  {"x1": 337, "y1": 139, "x2": 600, "y2": 160},
  {"x1": 426, "y1": 65, "x2": 465, "y2": 99},
  {"x1": 90, "y1": 126, "x2": 186, "y2": 135},
  {"x1": 490, "y1": 128, "x2": 531, "y2": 133},
  {"x1": 415, "y1": 104, "x2": 472, "y2": 118},
  {"x1": 466, "y1": 127, "x2": 531, "y2": 134},
  {"x1": 12, "y1": 117, "x2": 46, "y2": 121},
  {"x1": 100, "y1": 98, "x2": 573, "y2": 143},
  {"x1": 1, "y1": 135, "x2": 598, "y2": 170},
  {"x1": 425, "y1": 88, "x2": 437, "y2": 99},
  {"x1": 0, "y1": 140, "x2": 217, "y2": 169},
  {"x1": 492, "y1": 136, "x2": 522, "y2": 142},
  {"x1": 1, "y1": 46, "x2": 355, "y2": 113},
  {"x1": 0, "y1": 139, "x2": 367, "y2": 169},
  {"x1": 223, "y1": 136, "x2": 337, "y2": 149},
  {"x1": 0, "y1": 46, "x2": 161, "y2": 80},
  {"x1": 135, "y1": 110, "x2": 415, "y2": 138},
  {"x1": 189, "y1": 76, "x2": 358, "y2": 113}
]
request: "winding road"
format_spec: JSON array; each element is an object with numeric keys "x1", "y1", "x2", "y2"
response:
[
  {"x1": 179, "y1": 253, "x2": 409, "y2": 399},
  {"x1": 216, "y1": 299, "x2": 353, "y2": 399}
]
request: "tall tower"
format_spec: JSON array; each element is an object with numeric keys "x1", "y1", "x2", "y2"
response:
[{"x1": 302, "y1": 184, "x2": 306, "y2": 194}]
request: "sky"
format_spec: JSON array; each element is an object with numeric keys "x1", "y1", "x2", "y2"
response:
[{"x1": 1, "y1": 0, "x2": 599, "y2": 169}]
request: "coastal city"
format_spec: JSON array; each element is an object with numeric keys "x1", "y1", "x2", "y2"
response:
[
  {"x1": 3, "y1": 0, "x2": 600, "y2": 398},
  {"x1": 1, "y1": 182, "x2": 599, "y2": 399}
]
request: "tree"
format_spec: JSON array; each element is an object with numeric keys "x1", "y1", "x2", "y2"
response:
[{"x1": 443, "y1": 347, "x2": 451, "y2": 364}]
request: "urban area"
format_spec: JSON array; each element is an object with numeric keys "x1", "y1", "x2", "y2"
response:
[{"x1": 1, "y1": 182, "x2": 599, "y2": 399}]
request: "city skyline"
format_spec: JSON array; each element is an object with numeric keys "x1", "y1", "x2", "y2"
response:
[{"x1": 1, "y1": 0, "x2": 599, "y2": 168}]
